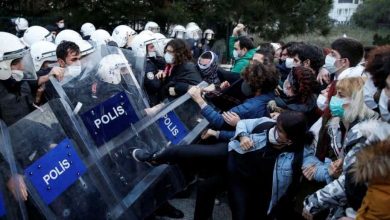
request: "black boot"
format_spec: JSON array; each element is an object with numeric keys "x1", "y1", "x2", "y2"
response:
[
  {"x1": 132, "y1": 147, "x2": 166, "y2": 164},
  {"x1": 154, "y1": 201, "x2": 184, "y2": 219}
]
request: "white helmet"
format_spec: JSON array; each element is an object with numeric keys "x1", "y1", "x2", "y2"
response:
[
  {"x1": 14, "y1": 17, "x2": 29, "y2": 32},
  {"x1": 22, "y1": 26, "x2": 52, "y2": 47},
  {"x1": 0, "y1": 32, "x2": 29, "y2": 80},
  {"x1": 139, "y1": 30, "x2": 155, "y2": 37},
  {"x1": 144, "y1": 21, "x2": 160, "y2": 33},
  {"x1": 203, "y1": 29, "x2": 215, "y2": 40},
  {"x1": 97, "y1": 54, "x2": 129, "y2": 84},
  {"x1": 171, "y1": 25, "x2": 186, "y2": 39},
  {"x1": 55, "y1": 29, "x2": 83, "y2": 45},
  {"x1": 130, "y1": 33, "x2": 157, "y2": 57},
  {"x1": 74, "y1": 39, "x2": 95, "y2": 57},
  {"x1": 153, "y1": 33, "x2": 169, "y2": 56},
  {"x1": 111, "y1": 25, "x2": 137, "y2": 48},
  {"x1": 185, "y1": 25, "x2": 202, "y2": 40},
  {"x1": 90, "y1": 29, "x2": 111, "y2": 46},
  {"x1": 80, "y1": 23, "x2": 96, "y2": 37},
  {"x1": 30, "y1": 41, "x2": 57, "y2": 71},
  {"x1": 186, "y1": 22, "x2": 199, "y2": 29}
]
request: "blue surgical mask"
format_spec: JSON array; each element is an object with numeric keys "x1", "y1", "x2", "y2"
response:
[
  {"x1": 233, "y1": 50, "x2": 240, "y2": 60},
  {"x1": 329, "y1": 96, "x2": 347, "y2": 117},
  {"x1": 324, "y1": 54, "x2": 338, "y2": 74},
  {"x1": 164, "y1": 52, "x2": 174, "y2": 64}
]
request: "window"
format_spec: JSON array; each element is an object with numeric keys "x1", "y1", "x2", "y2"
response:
[{"x1": 339, "y1": 0, "x2": 353, "y2": 3}]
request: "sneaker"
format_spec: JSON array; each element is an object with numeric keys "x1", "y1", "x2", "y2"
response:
[{"x1": 132, "y1": 148, "x2": 153, "y2": 162}]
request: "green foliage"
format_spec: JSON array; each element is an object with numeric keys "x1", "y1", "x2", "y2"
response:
[{"x1": 352, "y1": 0, "x2": 390, "y2": 30}]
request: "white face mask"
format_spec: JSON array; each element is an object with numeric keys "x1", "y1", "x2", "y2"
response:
[
  {"x1": 285, "y1": 57, "x2": 295, "y2": 69},
  {"x1": 206, "y1": 35, "x2": 212, "y2": 40},
  {"x1": 324, "y1": 54, "x2": 338, "y2": 74},
  {"x1": 379, "y1": 90, "x2": 390, "y2": 122},
  {"x1": 316, "y1": 94, "x2": 328, "y2": 111},
  {"x1": 57, "y1": 22, "x2": 65, "y2": 29},
  {"x1": 164, "y1": 52, "x2": 174, "y2": 64},
  {"x1": 148, "y1": 51, "x2": 157, "y2": 58},
  {"x1": 268, "y1": 127, "x2": 280, "y2": 145},
  {"x1": 11, "y1": 70, "x2": 24, "y2": 81}
]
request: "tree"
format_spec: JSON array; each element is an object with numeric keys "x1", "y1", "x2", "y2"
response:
[
  {"x1": 1, "y1": 0, "x2": 332, "y2": 41},
  {"x1": 353, "y1": 0, "x2": 390, "y2": 30}
]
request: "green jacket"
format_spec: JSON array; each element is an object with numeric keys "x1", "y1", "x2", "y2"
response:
[{"x1": 229, "y1": 36, "x2": 256, "y2": 74}]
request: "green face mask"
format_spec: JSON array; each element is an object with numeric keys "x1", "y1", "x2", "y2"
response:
[{"x1": 329, "y1": 96, "x2": 346, "y2": 117}]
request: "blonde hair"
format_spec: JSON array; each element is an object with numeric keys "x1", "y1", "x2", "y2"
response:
[{"x1": 336, "y1": 77, "x2": 377, "y2": 123}]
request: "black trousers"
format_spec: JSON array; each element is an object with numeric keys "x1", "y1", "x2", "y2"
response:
[{"x1": 154, "y1": 143, "x2": 228, "y2": 220}]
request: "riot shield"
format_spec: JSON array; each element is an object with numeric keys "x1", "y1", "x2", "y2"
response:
[
  {"x1": 0, "y1": 120, "x2": 28, "y2": 220},
  {"x1": 48, "y1": 45, "x2": 187, "y2": 218},
  {"x1": 120, "y1": 48, "x2": 147, "y2": 92},
  {"x1": 6, "y1": 99, "x2": 132, "y2": 219}
]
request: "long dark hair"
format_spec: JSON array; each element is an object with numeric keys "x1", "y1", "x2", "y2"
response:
[
  {"x1": 165, "y1": 39, "x2": 192, "y2": 65},
  {"x1": 275, "y1": 111, "x2": 314, "y2": 211}
]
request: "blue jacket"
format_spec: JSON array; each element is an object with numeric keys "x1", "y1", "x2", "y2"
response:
[
  {"x1": 201, "y1": 92, "x2": 275, "y2": 140},
  {"x1": 228, "y1": 117, "x2": 332, "y2": 214}
]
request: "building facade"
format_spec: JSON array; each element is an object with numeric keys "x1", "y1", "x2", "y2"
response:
[{"x1": 329, "y1": 0, "x2": 363, "y2": 24}]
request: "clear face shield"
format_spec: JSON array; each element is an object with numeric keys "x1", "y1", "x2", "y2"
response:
[
  {"x1": 205, "y1": 33, "x2": 214, "y2": 41},
  {"x1": 176, "y1": 31, "x2": 185, "y2": 39},
  {"x1": 144, "y1": 39, "x2": 165, "y2": 57},
  {"x1": 149, "y1": 27, "x2": 160, "y2": 33},
  {"x1": 9, "y1": 47, "x2": 38, "y2": 81}
]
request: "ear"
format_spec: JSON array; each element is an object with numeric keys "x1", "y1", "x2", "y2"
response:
[
  {"x1": 242, "y1": 47, "x2": 248, "y2": 54},
  {"x1": 342, "y1": 58, "x2": 350, "y2": 68},
  {"x1": 303, "y1": 59, "x2": 311, "y2": 68},
  {"x1": 58, "y1": 58, "x2": 65, "y2": 68}
]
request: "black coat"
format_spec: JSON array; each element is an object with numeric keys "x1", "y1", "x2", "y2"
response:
[
  {"x1": 0, "y1": 80, "x2": 34, "y2": 126},
  {"x1": 161, "y1": 61, "x2": 202, "y2": 100}
]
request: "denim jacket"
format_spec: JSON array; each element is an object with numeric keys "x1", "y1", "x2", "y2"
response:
[
  {"x1": 228, "y1": 117, "x2": 332, "y2": 214},
  {"x1": 201, "y1": 92, "x2": 275, "y2": 140}
]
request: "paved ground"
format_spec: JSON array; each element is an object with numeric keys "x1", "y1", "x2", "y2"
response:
[{"x1": 158, "y1": 188, "x2": 232, "y2": 220}]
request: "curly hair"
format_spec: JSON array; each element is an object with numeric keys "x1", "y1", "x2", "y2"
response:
[
  {"x1": 241, "y1": 62, "x2": 279, "y2": 94},
  {"x1": 165, "y1": 39, "x2": 192, "y2": 65},
  {"x1": 290, "y1": 66, "x2": 320, "y2": 103},
  {"x1": 365, "y1": 45, "x2": 390, "y2": 89}
]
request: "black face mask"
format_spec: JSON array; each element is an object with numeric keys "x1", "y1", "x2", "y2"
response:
[{"x1": 241, "y1": 80, "x2": 254, "y2": 97}]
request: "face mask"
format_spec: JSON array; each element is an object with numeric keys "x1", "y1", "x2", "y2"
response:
[
  {"x1": 324, "y1": 55, "x2": 338, "y2": 74},
  {"x1": 241, "y1": 81, "x2": 254, "y2": 97},
  {"x1": 233, "y1": 50, "x2": 240, "y2": 60},
  {"x1": 329, "y1": 96, "x2": 348, "y2": 117},
  {"x1": 148, "y1": 51, "x2": 157, "y2": 58},
  {"x1": 379, "y1": 90, "x2": 390, "y2": 122},
  {"x1": 11, "y1": 70, "x2": 24, "y2": 81},
  {"x1": 57, "y1": 22, "x2": 65, "y2": 29},
  {"x1": 65, "y1": 61, "x2": 82, "y2": 77},
  {"x1": 268, "y1": 127, "x2": 279, "y2": 145},
  {"x1": 316, "y1": 94, "x2": 328, "y2": 111},
  {"x1": 206, "y1": 35, "x2": 212, "y2": 40},
  {"x1": 164, "y1": 52, "x2": 174, "y2": 64},
  {"x1": 285, "y1": 57, "x2": 295, "y2": 69}
]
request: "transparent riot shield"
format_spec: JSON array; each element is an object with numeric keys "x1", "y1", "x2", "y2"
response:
[
  {"x1": 6, "y1": 99, "x2": 135, "y2": 219},
  {"x1": 120, "y1": 48, "x2": 146, "y2": 91},
  {"x1": 0, "y1": 120, "x2": 28, "y2": 220},
  {"x1": 48, "y1": 45, "x2": 187, "y2": 218}
]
